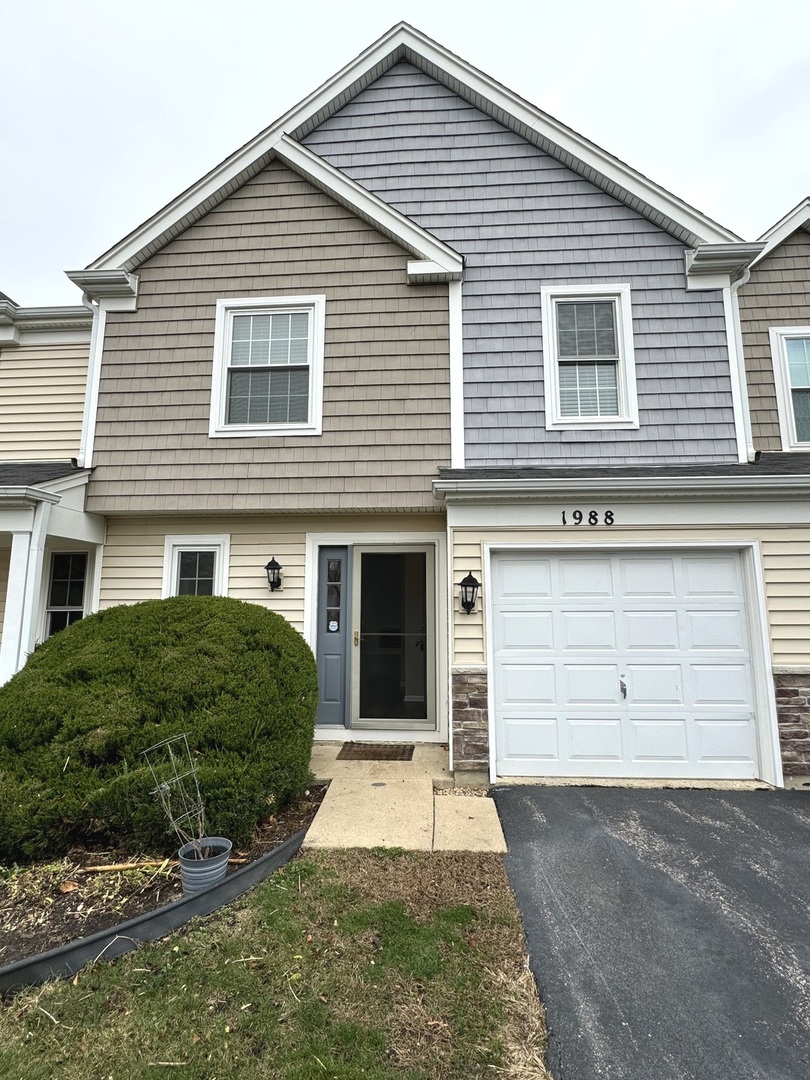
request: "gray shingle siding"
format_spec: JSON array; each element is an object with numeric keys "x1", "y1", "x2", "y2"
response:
[{"x1": 304, "y1": 62, "x2": 737, "y2": 466}]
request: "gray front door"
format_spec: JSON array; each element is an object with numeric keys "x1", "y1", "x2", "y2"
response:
[{"x1": 315, "y1": 546, "x2": 350, "y2": 726}]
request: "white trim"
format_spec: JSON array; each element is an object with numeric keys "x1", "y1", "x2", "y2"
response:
[
  {"x1": 769, "y1": 326, "x2": 810, "y2": 452},
  {"x1": 0, "y1": 533, "x2": 34, "y2": 683},
  {"x1": 161, "y1": 534, "x2": 231, "y2": 598},
  {"x1": 78, "y1": 304, "x2": 106, "y2": 468},
  {"x1": 482, "y1": 539, "x2": 782, "y2": 787},
  {"x1": 752, "y1": 197, "x2": 810, "y2": 267},
  {"x1": 434, "y1": 474, "x2": 810, "y2": 502},
  {"x1": 209, "y1": 295, "x2": 326, "y2": 439},
  {"x1": 87, "y1": 25, "x2": 736, "y2": 275},
  {"x1": 541, "y1": 284, "x2": 639, "y2": 430},
  {"x1": 722, "y1": 284, "x2": 753, "y2": 463},
  {"x1": 448, "y1": 279, "x2": 465, "y2": 469},
  {"x1": 18, "y1": 500, "x2": 52, "y2": 670}
]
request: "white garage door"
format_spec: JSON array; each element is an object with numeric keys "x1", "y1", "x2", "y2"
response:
[{"x1": 492, "y1": 551, "x2": 760, "y2": 779}]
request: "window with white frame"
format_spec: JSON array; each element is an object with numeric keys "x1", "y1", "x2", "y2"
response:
[
  {"x1": 769, "y1": 327, "x2": 810, "y2": 450},
  {"x1": 45, "y1": 551, "x2": 88, "y2": 636},
  {"x1": 209, "y1": 296, "x2": 326, "y2": 438},
  {"x1": 540, "y1": 284, "x2": 638, "y2": 429},
  {"x1": 162, "y1": 536, "x2": 230, "y2": 598}
]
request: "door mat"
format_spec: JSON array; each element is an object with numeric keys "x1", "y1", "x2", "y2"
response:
[{"x1": 336, "y1": 743, "x2": 415, "y2": 762}]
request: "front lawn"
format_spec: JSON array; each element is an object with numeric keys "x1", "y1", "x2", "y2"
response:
[{"x1": 0, "y1": 850, "x2": 549, "y2": 1079}]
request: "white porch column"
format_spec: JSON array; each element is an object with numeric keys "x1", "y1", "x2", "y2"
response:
[{"x1": 0, "y1": 531, "x2": 34, "y2": 683}]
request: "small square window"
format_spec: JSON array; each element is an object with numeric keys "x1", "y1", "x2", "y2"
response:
[
  {"x1": 210, "y1": 296, "x2": 325, "y2": 438},
  {"x1": 770, "y1": 328, "x2": 810, "y2": 449},
  {"x1": 163, "y1": 536, "x2": 230, "y2": 598},
  {"x1": 541, "y1": 285, "x2": 638, "y2": 430}
]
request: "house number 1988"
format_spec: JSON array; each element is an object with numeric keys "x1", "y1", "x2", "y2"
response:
[{"x1": 562, "y1": 510, "x2": 615, "y2": 526}]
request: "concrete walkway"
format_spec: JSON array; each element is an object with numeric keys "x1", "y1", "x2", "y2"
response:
[{"x1": 305, "y1": 742, "x2": 506, "y2": 852}]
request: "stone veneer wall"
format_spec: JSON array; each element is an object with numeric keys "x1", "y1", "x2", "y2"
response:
[
  {"x1": 452, "y1": 670, "x2": 489, "y2": 771},
  {"x1": 774, "y1": 673, "x2": 810, "y2": 776}
]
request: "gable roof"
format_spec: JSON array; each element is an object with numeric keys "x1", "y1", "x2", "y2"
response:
[
  {"x1": 750, "y1": 196, "x2": 810, "y2": 267},
  {"x1": 82, "y1": 23, "x2": 739, "y2": 281}
]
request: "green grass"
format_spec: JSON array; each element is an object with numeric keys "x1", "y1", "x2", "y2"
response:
[{"x1": 0, "y1": 851, "x2": 549, "y2": 1079}]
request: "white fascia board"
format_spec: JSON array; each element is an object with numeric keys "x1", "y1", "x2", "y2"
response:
[
  {"x1": 751, "y1": 197, "x2": 810, "y2": 266},
  {"x1": 685, "y1": 243, "x2": 765, "y2": 290},
  {"x1": 433, "y1": 475, "x2": 810, "y2": 502},
  {"x1": 86, "y1": 23, "x2": 739, "y2": 274},
  {"x1": 0, "y1": 487, "x2": 62, "y2": 507},
  {"x1": 407, "y1": 260, "x2": 464, "y2": 283},
  {"x1": 0, "y1": 301, "x2": 92, "y2": 347},
  {"x1": 276, "y1": 137, "x2": 463, "y2": 273},
  {"x1": 39, "y1": 470, "x2": 92, "y2": 495}
]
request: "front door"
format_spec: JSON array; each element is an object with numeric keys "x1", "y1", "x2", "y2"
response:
[{"x1": 351, "y1": 547, "x2": 435, "y2": 730}]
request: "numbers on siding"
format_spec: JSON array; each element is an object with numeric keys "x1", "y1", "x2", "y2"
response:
[{"x1": 561, "y1": 510, "x2": 615, "y2": 526}]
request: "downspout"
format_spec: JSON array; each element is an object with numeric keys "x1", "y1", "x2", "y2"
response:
[
  {"x1": 725, "y1": 268, "x2": 756, "y2": 463},
  {"x1": 77, "y1": 297, "x2": 106, "y2": 469}
]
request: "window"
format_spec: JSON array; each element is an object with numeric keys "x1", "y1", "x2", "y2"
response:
[
  {"x1": 769, "y1": 327, "x2": 810, "y2": 450},
  {"x1": 209, "y1": 296, "x2": 326, "y2": 438},
  {"x1": 45, "y1": 552, "x2": 87, "y2": 635},
  {"x1": 162, "y1": 535, "x2": 230, "y2": 598},
  {"x1": 541, "y1": 284, "x2": 638, "y2": 429}
]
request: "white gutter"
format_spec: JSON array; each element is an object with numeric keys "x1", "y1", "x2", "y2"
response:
[{"x1": 433, "y1": 474, "x2": 810, "y2": 502}]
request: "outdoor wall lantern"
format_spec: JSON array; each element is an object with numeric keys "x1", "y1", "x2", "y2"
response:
[
  {"x1": 264, "y1": 558, "x2": 283, "y2": 592},
  {"x1": 458, "y1": 571, "x2": 480, "y2": 615}
]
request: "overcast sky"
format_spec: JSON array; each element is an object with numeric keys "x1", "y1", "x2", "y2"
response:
[{"x1": 2, "y1": 0, "x2": 808, "y2": 306}]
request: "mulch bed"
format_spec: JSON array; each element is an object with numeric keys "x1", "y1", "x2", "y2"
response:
[{"x1": 0, "y1": 784, "x2": 327, "y2": 969}]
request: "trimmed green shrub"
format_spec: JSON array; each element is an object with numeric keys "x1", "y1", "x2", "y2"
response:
[{"x1": 0, "y1": 596, "x2": 318, "y2": 861}]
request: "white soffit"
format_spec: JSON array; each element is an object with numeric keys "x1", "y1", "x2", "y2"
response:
[
  {"x1": 751, "y1": 197, "x2": 810, "y2": 267},
  {"x1": 85, "y1": 23, "x2": 739, "y2": 276}
]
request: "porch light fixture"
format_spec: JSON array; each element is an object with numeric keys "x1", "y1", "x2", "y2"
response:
[
  {"x1": 458, "y1": 571, "x2": 480, "y2": 615},
  {"x1": 264, "y1": 557, "x2": 283, "y2": 592}
]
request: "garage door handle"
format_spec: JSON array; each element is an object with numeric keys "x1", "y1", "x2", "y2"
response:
[{"x1": 620, "y1": 677, "x2": 627, "y2": 699}]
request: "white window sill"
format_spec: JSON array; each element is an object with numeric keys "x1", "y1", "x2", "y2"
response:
[
  {"x1": 209, "y1": 422, "x2": 323, "y2": 439},
  {"x1": 545, "y1": 417, "x2": 640, "y2": 431}
]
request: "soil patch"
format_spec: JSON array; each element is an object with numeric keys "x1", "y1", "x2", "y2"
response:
[{"x1": 0, "y1": 784, "x2": 326, "y2": 969}]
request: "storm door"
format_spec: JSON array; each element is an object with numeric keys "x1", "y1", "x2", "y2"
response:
[
  {"x1": 350, "y1": 547, "x2": 435, "y2": 730},
  {"x1": 315, "y1": 547, "x2": 351, "y2": 726}
]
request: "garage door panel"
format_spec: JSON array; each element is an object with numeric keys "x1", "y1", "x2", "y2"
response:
[
  {"x1": 687, "y1": 610, "x2": 747, "y2": 650},
  {"x1": 567, "y1": 718, "x2": 623, "y2": 760},
  {"x1": 629, "y1": 719, "x2": 689, "y2": 761},
  {"x1": 493, "y1": 550, "x2": 761, "y2": 780},
  {"x1": 682, "y1": 557, "x2": 741, "y2": 597},
  {"x1": 559, "y1": 558, "x2": 613, "y2": 597},
  {"x1": 691, "y1": 665, "x2": 750, "y2": 705},
  {"x1": 502, "y1": 717, "x2": 559, "y2": 760},
  {"x1": 626, "y1": 665, "x2": 683, "y2": 704},
  {"x1": 562, "y1": 665, "x2": 620, "y2": 703},
  {"x1": 501, "y1": 663, "x2": 556, "y2": 704},
  {"x1": 625, "y1": 610, "x2": 680, "y2": 650},
  {"x1": 561, "y1": 611, "x2": 617, "y2": 649},
  {"x1": 498, "y1": 610, "x2": 554, "y2": 650},
  {"x1": 619, "y1": 558, "x2": 677, "y2": 597}
]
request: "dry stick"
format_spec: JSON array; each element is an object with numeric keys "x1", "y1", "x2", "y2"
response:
[{"x1": 78, "y1": 858, "x2": 248, "y2": 874}]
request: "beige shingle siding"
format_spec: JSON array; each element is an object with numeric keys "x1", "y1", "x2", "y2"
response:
[
  {"x1": 739, "y1": 230, "x2": 810, "y2": 451},
  {"x1": 0, "y1": 344, "x2": 88, "y2": 461},
  {"x1": 87, "y1": 160, "x2": 450, "y2": 515}
]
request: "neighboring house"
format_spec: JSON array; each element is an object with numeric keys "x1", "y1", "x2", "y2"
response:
[
  {"x1": 736, "y1": 198, "x2": 810, "y2": 779},
  {"x1": 0, "y1": 293, "x2": 102, "y2": 681},
  {"x1": 7, "y1": 24, "x2": 809, "y2": 787}
]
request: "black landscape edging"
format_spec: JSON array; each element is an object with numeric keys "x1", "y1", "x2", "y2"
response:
[{"x1": 0, "y1": 828, "x2": 307, "y2": 996}]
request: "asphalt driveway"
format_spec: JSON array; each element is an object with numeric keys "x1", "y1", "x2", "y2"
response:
[{"x1": 492, "y1": 786, "x2": 810, "y2": 1080}]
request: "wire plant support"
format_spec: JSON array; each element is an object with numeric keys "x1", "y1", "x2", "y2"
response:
[{"x1": 142, "y1": 733, "x2": 207, "y2": 857}]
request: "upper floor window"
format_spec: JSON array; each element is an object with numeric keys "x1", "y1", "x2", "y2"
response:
[
  {"x1": 541, "y1": 284, "x2": 639, "y2": 430},
  {"x1": 162, "y1": 535, "x2": 230, "y2": 597},
  {"x1": 209, "y1": 296, "x2": 326, "y2": 438},
  {"x1": 769, "y1": 327, "x2": 810, "y2": 450},
  {"x1": 45, "y1": 551, "x2": 88, "y2": 635}
]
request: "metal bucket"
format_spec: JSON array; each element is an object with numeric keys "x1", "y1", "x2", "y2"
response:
[{"x1": 177, "y1": 837, "x2": 232, "y2": 896}]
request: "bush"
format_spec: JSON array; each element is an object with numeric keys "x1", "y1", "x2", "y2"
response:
[{"x1": 0, "y1": 596, "x2": 318, "y2": 861}]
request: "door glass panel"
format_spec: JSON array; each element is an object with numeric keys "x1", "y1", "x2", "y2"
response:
[{"x1": 359, "y1": 552, "x2": 427, "y2": 721}]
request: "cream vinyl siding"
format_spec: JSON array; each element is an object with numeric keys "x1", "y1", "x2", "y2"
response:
[
  {"x1": 450, "y1": 525, "x2": 810, "y2": 668},
  {"x1": 100, "y1": 514, "x2": 444, "y2": 631},
  {"x1": 0, "y1": 344, "x2": 88, "y2": 461},
  {"x1": 88, "y1": 160, "x2": 450, "y2": 515},
  {"x1": 739, "y1": 230, "x2": 810, "y2": 452}
]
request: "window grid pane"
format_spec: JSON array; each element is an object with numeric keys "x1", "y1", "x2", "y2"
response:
[
  {"x1": 177, "y1": 550, "x2": 216, "y2": 596},
  {"x1": 557, "y1": 301, "x2": 617, "y2": 358},
  {"x1": 46, "y1": 552, "x2": 88, "y2": 636},
  {"x1": 559, "y1": 360, "x2": 619, "y2": 417},
  {"x1": 227, "y1": 368, "x2": 309, "y2": 425}
]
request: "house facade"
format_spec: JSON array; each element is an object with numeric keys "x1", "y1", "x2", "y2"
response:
[{"x1": 6, "y1": 25, "x2": 809, "y2": 786}]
